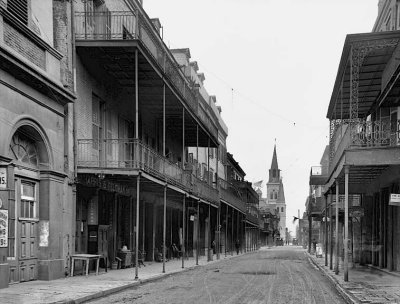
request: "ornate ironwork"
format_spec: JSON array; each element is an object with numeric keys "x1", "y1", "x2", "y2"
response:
[
  {"x1": 350, "y1": 119, "x2": 399, "y2": 147},
  {"x1": 350, "y1": 38, "x2": 399, "y2": 126}
]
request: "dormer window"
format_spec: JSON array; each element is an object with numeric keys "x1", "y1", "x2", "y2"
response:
[{"x1": 7, "y1": 0, "x2": 28, "y2": 25}]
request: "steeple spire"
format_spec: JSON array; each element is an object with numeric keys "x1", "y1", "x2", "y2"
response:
[
  {"x1": 271, "y1": 144, "x2": 278, "y2": 170},
  {"x1": 268, "y1": 144, "x2": 280, "y2": 183}
]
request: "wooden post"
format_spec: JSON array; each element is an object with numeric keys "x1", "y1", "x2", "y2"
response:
[
  {"x1": 330, "y1": 195, "x2": 333, "y2": 270},
  {"x1": 163, "y1": 186, "x2": 167, "y2": 273},
  {"x1": 225, "y1": 204, "x2": 228, "y2": 257},
  {"x1": 182, "y1": 195, "x2": 185, "y2": 268},
  {"x1": 344, "y1": 166, "x2": 349, "y2": 282},
  {"x1": 325, "y1": 194, "x2": 328, "y2": 266},
  {"x1": 135, "y1": 175, "x2": 140, "y2": 280},
  {"x1": 152, "y1": 203, "x2": 156, "y2": 262},
  {"x1": 196, "y1": 200, "x2": 199, "y2": 265},
  {"x1": 335, "y1": 180, "x2": 339, "y2": 275}
]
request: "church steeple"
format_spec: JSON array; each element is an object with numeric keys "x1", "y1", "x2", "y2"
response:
[{"x1": 268, "y1": 144, "x2": 280, "y2": 183}]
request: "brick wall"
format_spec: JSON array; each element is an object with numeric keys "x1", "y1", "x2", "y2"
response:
[{"x1": 3, "y1": 21, "x2": 46, "y2": 69}]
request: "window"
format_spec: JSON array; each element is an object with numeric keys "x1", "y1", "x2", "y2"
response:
[
  {"x1": 20, "y1": 182, "x2": 36, "y2": 219},
  {"x1": 7, "y1": 0, "x2": 28, "y2": 25},
  {"x1": 270, "y1": 192, "x2": 273, "y2": 199},
  {"x1": 9, "y1": 131, "x2": 38, "y2": 167},
  {"x1": 273, "y1": 169, "x2": 276, "y2": 178},
  {"x1": 281, "y1": 207, "x2": 284, "y2": 212}
]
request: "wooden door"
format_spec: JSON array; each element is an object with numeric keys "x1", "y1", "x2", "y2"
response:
[
  {"x1": 18, "y1": 219, "x2": 37, "y2": 281},
  {"x1": 9, "y1": 180, "x2": 39, "y2": 283}
]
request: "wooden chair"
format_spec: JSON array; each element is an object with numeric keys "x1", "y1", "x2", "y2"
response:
[{"x1": 137, "y1": 249, "x2": 146, "y2": 267}]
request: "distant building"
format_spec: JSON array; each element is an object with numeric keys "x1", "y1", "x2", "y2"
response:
[{"x1": 259, "y1": 145, "x2": 287, "y2": 241}]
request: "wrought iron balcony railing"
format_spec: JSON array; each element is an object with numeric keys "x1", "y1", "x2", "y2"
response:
[
  {"x1": 330, "y1": 119, "x2": 400, "y2": 168},
  {"x1": 77, "y1": 138, "x2": 218, "y2": 204},
  {"x1": 74, "y1": 9, "x2": 218, "y2": 141}
]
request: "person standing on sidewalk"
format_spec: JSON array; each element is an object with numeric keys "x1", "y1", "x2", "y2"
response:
[{"x1": 235, "y1": 240, "x2": 240, "y2": 255}]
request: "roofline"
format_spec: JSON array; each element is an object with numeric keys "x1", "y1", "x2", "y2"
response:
[{"x1": 326, "y1": 30, "x2": 400, "y2": 119}]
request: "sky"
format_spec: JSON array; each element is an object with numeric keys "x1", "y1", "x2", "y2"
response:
[{"x1": 143, "y1": 0, "x2": 378, "y2": 234}]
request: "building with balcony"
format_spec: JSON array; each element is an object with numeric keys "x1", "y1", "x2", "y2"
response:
[
  {"x1": 0, "y1": 0, "x2": 76, "y2": 287},
  {"x1": 72, "y1": 0, "x2": 224, "y2": 273},
  {"x1": 306, "y1": 147, "x2": 329, "y2": 254},
  {"x1": 0, "y1": 0, "x2": 261, "y2": 289},
  {"x1": 322, "y1": 1, "x2": 400, "y2": 280}
]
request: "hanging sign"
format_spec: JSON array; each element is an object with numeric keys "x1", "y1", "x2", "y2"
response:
[
  {"x1": 332, "y1": 194, "x2": 361, "y2": 208},
  {"x1": 87, "y1": 200, "x2": 98, "y2": 225},
  {"x1": 0, "y1": 210, "x2": 8, "y2": 247},
  {"x1": 0, "y1": 168, "x2": 6, "y2": 189},
  {"x1": 389, "y1": 194, "x2": 400, "y2": 206}
]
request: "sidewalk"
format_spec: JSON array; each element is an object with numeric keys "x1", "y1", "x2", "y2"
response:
[
  {"x1": 307, "y1": 252, "x2": 400, "y2": 304},
  {"x1": 0, "y1": 253, "x2": 242, "y2": 304}
]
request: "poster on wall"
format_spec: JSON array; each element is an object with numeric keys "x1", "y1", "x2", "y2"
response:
[
  {"x1": 88, "y1": 200, "x2": 98, "y2": 225},
  {"x1": 39, "y1": 220, "x2": 49, "y2": 247},
  {"x1": 0, "y1": 210, "x2": 8, "y2": 247},
  {"x1": 0, "y1": 167, "x2": 7, "y2": 189}
]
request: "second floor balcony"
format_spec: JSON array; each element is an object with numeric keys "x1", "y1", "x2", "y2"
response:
[
  {"x1": 77, "y1": 138, "x2": 219, "y2": 205},
  {"x1": 74, "y1": 8, "x2": 218, "y2": 143},
  {"x1": 326, "y1": 31, "x2": 400, "y2": 189}
]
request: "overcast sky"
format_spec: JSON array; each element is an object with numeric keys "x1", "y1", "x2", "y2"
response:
[{"x1": 144, "y1": 0, "x2": 378, "y2": 233}]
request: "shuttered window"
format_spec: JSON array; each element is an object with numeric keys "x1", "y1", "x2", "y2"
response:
[{"x1": 7, "y1": 0, "x2": 28, "y2": 25}]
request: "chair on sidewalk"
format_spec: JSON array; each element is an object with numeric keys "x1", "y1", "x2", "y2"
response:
[
  {"x1": 171, "y1": 243, "x2": 182, "y2": 259},
  {"x1": 137, "y1": 249, "x2": 146, "y2": 267}
]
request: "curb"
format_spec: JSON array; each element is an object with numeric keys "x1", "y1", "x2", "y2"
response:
[
  {"x1": 306, "y1": 253, "x2": 359, "y2": 304},
  {"x1": 60, "y1": 252, "x2": 249, "y2": 304}
]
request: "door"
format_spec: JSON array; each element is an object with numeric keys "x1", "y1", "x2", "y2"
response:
[
  {"x1": 98, "y1": 225, "x2": 109, "y2": 268},
  {"x1": 10, "y1": 180, "x2": 38, "y2": 282}
]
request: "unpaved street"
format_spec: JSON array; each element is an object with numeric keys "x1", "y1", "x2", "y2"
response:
[{"x1": 88, "y1": 247, "x2": 345, "y2": 304}]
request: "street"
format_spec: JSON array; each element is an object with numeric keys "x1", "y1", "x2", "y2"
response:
[{"x1": 88, "y1": 247, "x2": 345, "y2": 304}]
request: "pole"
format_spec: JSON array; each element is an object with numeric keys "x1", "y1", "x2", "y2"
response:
[
  {"x1": 325, "y1": 194, "x2": 328, "y2": 266},
  {"x1": 163, "y1": 186, "x2": 167, "y2": 273},
  {"x1": 335, "y1": 180, "x2": 339, "y2": 275},
  {"x1": 182, "y1": 195, "x2": 185, "y2": 268},
  {"x1": 330, "y1": 195, "x2": 333, "y2": 270},
  {"x1": 135, "y1": 175, "x2": 140, "y2": 279},
  {"x1": 344, "y1": 166, "x2": 349, "y2": 281},
  {"x1": 196, "y1": 200, "x2": 199, "y2": 265}
]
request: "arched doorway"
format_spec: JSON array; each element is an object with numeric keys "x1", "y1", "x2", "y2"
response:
[{"x1": 7, "y1": 125, "x2": 50, "y2": 283}]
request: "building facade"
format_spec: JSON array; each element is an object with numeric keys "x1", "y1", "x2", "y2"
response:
[
  {"x1": 0, "y1": 0, "x2": 76, "y2": 288},
  {"x1": 317, "y1": 0, "x2": 400, "y2": 282},
  {"x1": 0, "y1": 0, "x2": 260, "y2": 289}
]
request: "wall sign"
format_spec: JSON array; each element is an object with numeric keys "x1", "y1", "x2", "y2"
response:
[
  {"x1": 0, "y1": 168, "x2": 6, "y2": 189},
  {"x1": 389, "y1": 194, "x2": 400, "y2": 206},
  {"x1": 39, "y1": 220, "x2": 49, "y2": 247},
  {"x1": 332, "y1": 194, "x2": 361, "y2": 208},
  {"x1": 0, "y1": 210, "x2": 8, "y2": 247},
  {"x1": 88, "y1": 200, "x2": 98, "y2": 225}
]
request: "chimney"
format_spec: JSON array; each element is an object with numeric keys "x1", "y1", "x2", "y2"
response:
[{"x1": 150, "y1": 18, "x2": 162, "y2": 36}]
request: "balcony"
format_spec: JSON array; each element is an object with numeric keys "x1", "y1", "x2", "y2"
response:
[
  {"x1": 77, "y1": 138, "x2": 218, "y2": 204},
  {"x1": 328, "y1": 119, "x2": 399, "y2": 183},
  {"x1": 74, "y1": 9, "x2": 218, "y2": 143},
  {"x1": 307, "y1": 196, "x2": 324, "y2": 217},
  {"x1": 218, "y1": 178, "x2": 246, "y2": 213}
]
